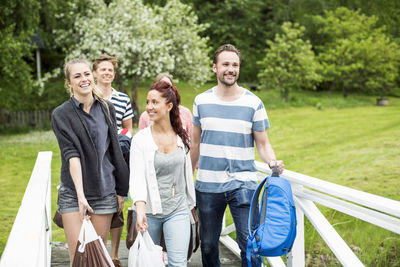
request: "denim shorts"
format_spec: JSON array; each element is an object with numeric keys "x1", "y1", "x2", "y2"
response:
[{"x1": 57, "y1": 187, "x2": 118, "y2": 215}]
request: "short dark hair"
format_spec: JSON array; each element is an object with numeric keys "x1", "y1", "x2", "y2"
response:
[
  {"x1": 93, "y1": 53, "x2": 118, "y2": 71},
  {"x1": 213, "y1": 44, "x2": 241, "y2": 64}
]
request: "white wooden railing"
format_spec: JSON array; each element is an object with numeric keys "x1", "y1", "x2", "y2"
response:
[
  {"x1": 2, "y1": 153, "x2": 400, "y2": 267},
  {"x1": 0, "y1": 151, "x2": 53, "y2": 267},
  {"x1": 220, "y1": 161, "x2": 400, "y2": 267}
]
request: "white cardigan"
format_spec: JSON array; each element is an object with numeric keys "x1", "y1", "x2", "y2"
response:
[{"x1": 129, "y1": 126, "x2": 196, "y2": 215}]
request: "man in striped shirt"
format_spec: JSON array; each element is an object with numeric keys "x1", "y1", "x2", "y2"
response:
[
  {"x1": 93, "y1": 54, "x2": 133, "y2": 267},
  {"x1": 191, "y1": 44, "x2": 284, "y2": 267}
]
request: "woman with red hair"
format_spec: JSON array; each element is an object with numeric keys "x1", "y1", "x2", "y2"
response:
[
  {"x1": 129, "y1": 81, "x2": 196, "y2": 266},
  {"x1": 138, "y1": 73, "x2": 193, "y2": 137}
]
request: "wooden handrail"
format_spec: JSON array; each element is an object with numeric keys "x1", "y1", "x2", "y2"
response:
[
  {"x1": 0, "y1": 152, "x2": 52, "y2": 267},
  {"x1": 220, "y1": 160, "x2": 400, "y2": 267}
]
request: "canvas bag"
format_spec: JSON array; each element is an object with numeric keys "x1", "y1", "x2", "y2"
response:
[
  {"x1": 128, "y1": 231, "x2": 165, "y2": 267},
  {"x1": 72, "y1": 219, "x2": 114, "y2": 267},
  {"x1": 187, "y1": 208, "x2": 200, "y2": 259},
  {"x1": 126, "y1": 208, "x2": 138, "y2": 249},
  {"x1": 246, "y1": 167, "x2": 297, "y2": 266}
]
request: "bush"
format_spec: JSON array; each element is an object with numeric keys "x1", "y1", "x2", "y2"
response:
[
  {"x1": 313, "y1": 7, "x2": 400, "y2": 98},
  {"x1": 257, "y1": 22, "x2": 322, "y2": 101}
]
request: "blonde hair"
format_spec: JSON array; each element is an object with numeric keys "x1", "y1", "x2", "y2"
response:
[
  {"x1": 64, "y1": 58, "x2": 110, "y2": 116},
  {"x1": 154, "y1": 73, "x2": 173, "y2": 85}
]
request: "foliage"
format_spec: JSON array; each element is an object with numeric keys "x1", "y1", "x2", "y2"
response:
[
  {"x1": 53, "y1": 0, "x2": 211, "y2": 110},
  {"x1": 257, "y1": 22, "x2": 322, "y2": 101},
  {"x1": 180, "y1": 0, "x2": 274, "y2": 82},
  {"x1": 0, "y1": 0, "x2": 40, "y2": 110},
  {"x1": 313, "y1": 7, "x2": 400, "y2": 97}
]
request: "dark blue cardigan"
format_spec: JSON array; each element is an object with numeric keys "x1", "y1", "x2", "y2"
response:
[{"x1": 52, "y1": 97, "x2": 129, "y2": 198}]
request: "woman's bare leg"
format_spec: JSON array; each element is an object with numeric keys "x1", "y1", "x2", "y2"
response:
[
  {"x1": 110, "y1": 226, "x2": 123, "y2": 259},
  {"x1": 62, "y1": 213, "x2": 113, "y2": 265},
  {"x1": 91, "y1": 213, "x2": 113, "y2": 245},
  {"x1": 62, "y1": 212, "x2": 82, "y2": 265}
]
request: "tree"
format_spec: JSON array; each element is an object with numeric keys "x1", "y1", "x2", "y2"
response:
[
  {"x1": 257, "y1": 22, "x2": 321, "y2": 101},
  {"x1": 180, "y1": 0, "x2": 274, "y2": 82},
  {"x1": 0, "y1": 0, "x2": 40, "y2": 110},
  {"x1": 54, "y1": 0, "x2": 211, "y2": 115},
  {"x1": 313, "y1": 7, "x2": 400, "y2": 97}
]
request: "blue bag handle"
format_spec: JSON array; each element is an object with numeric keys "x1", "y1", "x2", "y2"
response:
[{"x1": 271, "y1": 165, "x2": 280, "y2": 177}]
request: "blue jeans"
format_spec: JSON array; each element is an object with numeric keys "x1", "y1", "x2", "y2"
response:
[
  {"x1": 132, "y1": 209, "x2": 190, "y2": 267},
  {"x1": 196, "y1": 188, "x2": 260, "y2": 267}
]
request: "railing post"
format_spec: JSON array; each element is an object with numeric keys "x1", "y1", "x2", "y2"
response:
[
  {"x1": 287, "y1": 192, "x2": 305, "y2": 267},
  {"x1": 46, "y1": 165, "x2": 52, "y2": 266}
]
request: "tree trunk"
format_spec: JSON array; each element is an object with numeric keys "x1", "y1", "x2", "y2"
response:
[
  {"x1": 329, "y1": 81, "x2": 335, "y2": 92},
  {"x1": 281, "y1": 88, "x2": 289, "y2": 102},
  {"x1": 114, "y1": 72, "x2": 126, "y2": 94},
  {"x1": 343, "y1": 87, "x2": 348, "y2": 98},
  {"x1": 131, "y1": 75, "x2": 141, "y2": 124}
]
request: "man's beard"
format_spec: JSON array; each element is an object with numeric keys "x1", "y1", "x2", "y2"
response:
[{"x1": 219, "y1": 73, "x2": 237, "y2": 86}]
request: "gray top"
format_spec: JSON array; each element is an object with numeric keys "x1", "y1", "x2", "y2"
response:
[
  {"x1": 69, "y1": 96, "x2": 116, "y2": 199},
  {"x1": 151, "y1": 147, "x2": 186, "y2": 218}
]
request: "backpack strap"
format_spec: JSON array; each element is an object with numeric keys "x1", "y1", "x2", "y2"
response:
[
  {"x1": 247, "y1": 177, "x2": 268, "y2": 266},
  {"x1": 247, "y1": 177, "x2": 267, "y2": 235},
  {"x1": 259, "y1": 167, "x2": 279, "y2": 223}
]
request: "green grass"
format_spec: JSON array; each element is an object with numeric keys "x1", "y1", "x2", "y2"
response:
[
  {"x1": 1, "y1": 86, "x2": 399, "y2": 265},
  {"x1": 0, "y1": 131, "x2": 60, "y2": 254},
  {"x1": 258, "y1": 104, "x2": 400, "y2": 266}
]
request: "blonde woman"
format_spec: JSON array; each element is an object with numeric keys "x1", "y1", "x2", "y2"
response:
[{"x1": 51, "y1": 59, "x2": 129, "y2": 263}]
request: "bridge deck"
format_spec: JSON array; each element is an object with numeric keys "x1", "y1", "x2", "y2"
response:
[{"x1": 51, "y1": 240, "x2": 241, "y2": 266}]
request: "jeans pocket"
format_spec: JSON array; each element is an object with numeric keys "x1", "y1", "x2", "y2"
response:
[{"x1": 230, "y1": 188, "x2": 255, "y2": 207}]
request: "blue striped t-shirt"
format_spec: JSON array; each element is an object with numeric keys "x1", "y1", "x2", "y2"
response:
[
  {"x1": 109, "y1": 88, "x2": 134, "y2": 130},
  {"x1": 193, "y1": 87, "x2": 270, "y2": 193}
]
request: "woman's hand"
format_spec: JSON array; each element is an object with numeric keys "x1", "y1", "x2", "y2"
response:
[
  {"x1": 135, "y1": 201, "x2": 148, "y2": 233},
  {"x1": 78, "y1": 196, "x2": 93, "y2": 221},
  {"x1": 117, "y1": 195, "x2": 125, "y2": 214}
]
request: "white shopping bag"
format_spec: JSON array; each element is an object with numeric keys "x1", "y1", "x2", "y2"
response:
[
  {"x1": 128, "y1": 231, "x2": 164, "y2": 267},
  {"x1": 72, "y1": 219, "x2": 115, "y2": 267}
]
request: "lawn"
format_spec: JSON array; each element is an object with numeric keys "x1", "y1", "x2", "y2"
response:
[{"x1": 0, "y1": 84, "x2": 399, "y2": 265}]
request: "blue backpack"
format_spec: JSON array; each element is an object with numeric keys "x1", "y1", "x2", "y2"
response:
[{"x1": 246, "y1": 167, "x2": 297, "y2": 266}]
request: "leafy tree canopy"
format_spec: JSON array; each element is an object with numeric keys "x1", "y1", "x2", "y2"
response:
[
  {"x1": 313, "y1": 7, "x2": 400, "y2": 97},
  {"x1": 53, "y1": 0, "x2": 211, "y2": 110},
  {"x1": 258, "y1": 22, "x2": 322, "y2": 101},
  {"x1": 180, "y1": 0, "x2": 273, "y2": 82},
  {"x1": 0, "y1": 0, "x2": 40, "y2": 110}
]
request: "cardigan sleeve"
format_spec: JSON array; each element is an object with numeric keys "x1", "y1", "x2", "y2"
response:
[
  {"x1": 51, "y1": 109, "x2": 80, "y2": 162},
  {"x1": 106, "y1": 101, "x2": 118, "y2": 131},
  {"x1": 129, "y1": 135, "x2": 148, "y2": 204}
]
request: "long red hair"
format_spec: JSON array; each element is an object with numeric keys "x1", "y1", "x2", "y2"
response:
[{"x1": 149, "y1": 81, "x2": 190, "y2": 151}]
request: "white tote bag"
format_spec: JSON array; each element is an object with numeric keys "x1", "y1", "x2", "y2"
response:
[
  {"x1": 128, "y1": 231, "x2": 165, "y2": 267},
  {"x1": 72, "y1": 219, "x2": 115, "y2": 267}
]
